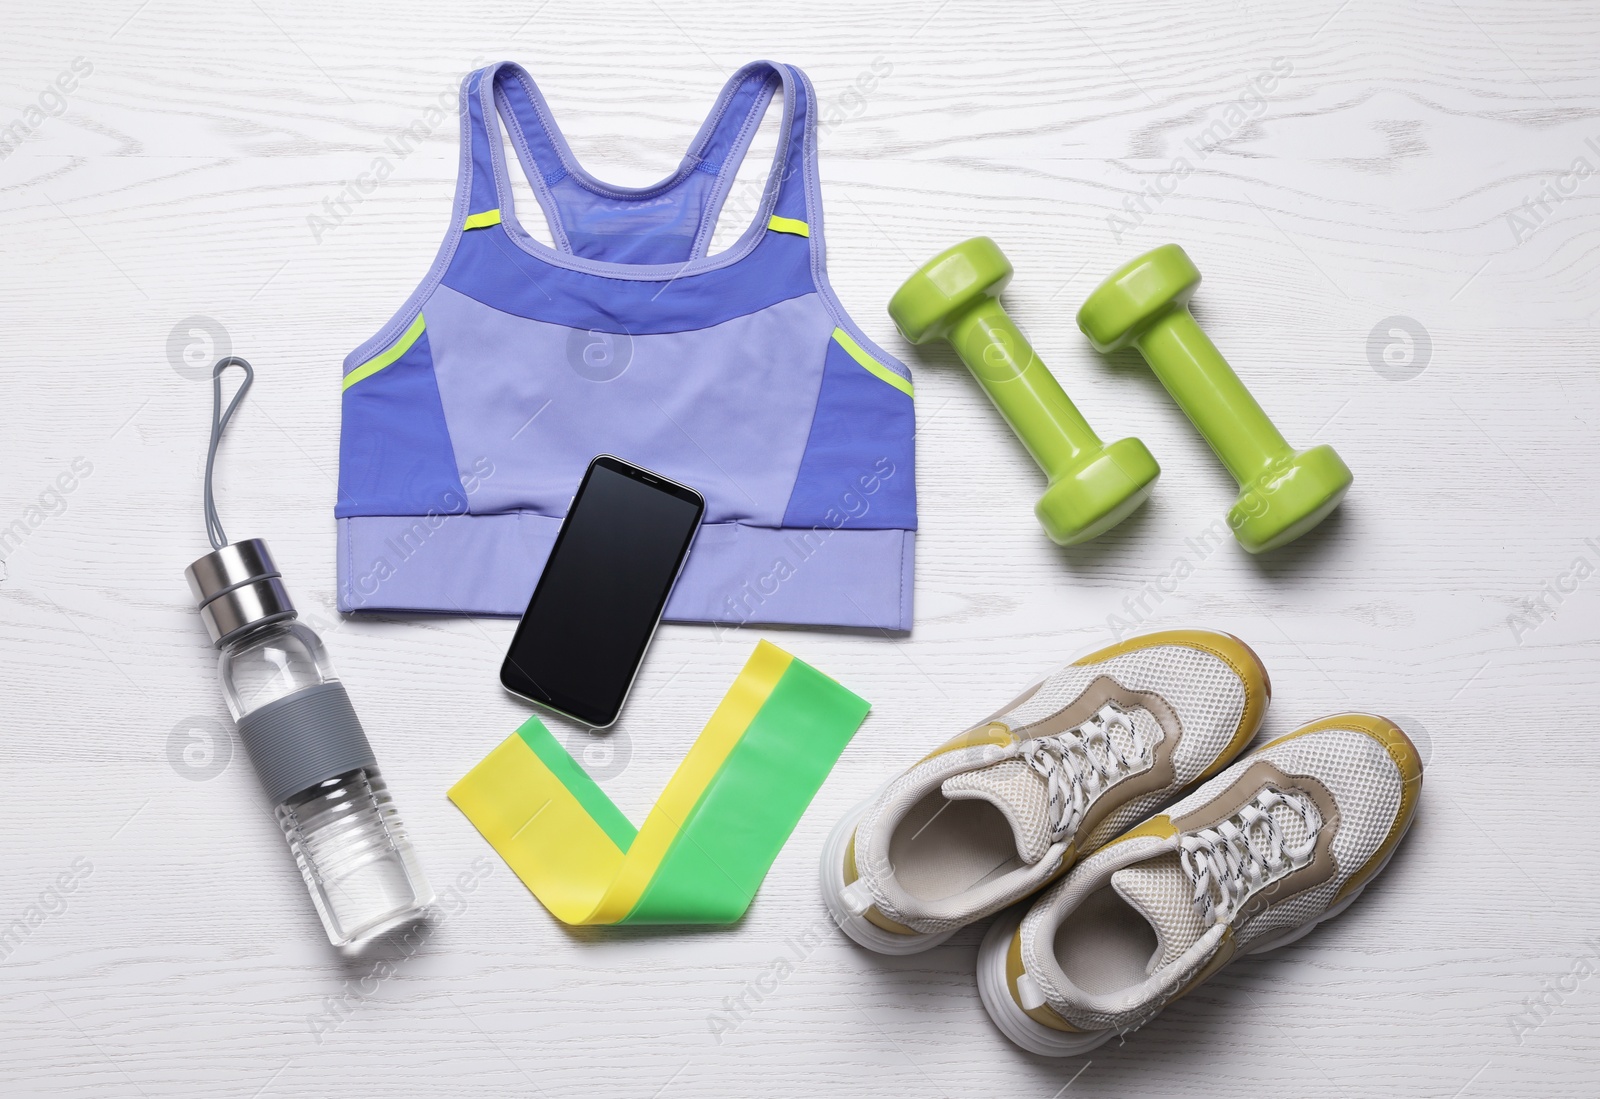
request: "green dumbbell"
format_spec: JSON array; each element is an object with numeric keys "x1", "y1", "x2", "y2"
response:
[
  {"x1": 888, "y1": 237, "x2": 1160, "y2": 546},
  {"x1": 1077, "y1": 244, "x2": 1353, "y2": 554}
]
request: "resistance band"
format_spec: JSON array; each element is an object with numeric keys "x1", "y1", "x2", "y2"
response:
[{"x1": 449, "y1": 641, "x2": 870, "y2": 925}]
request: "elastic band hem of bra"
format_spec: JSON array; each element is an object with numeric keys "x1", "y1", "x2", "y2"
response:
[{"x1": 335, "y1": 513, "x2": 914, "y2": 631}]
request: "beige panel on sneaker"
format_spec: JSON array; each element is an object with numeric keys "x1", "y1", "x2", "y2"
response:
[{"x1": 1170, "y1": 758, "x2": 1343, "y2": 920}]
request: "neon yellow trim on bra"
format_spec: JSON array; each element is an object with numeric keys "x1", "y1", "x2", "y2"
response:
[
  {"x1": 342, "y1": 313, "x2": 426, "y2": 391},
  {"x1": 832, "y1": 327, "x2": 913, "y2": 397}
]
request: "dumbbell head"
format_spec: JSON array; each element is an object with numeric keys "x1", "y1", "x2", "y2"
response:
[
  {"x1": 1035, "y1": 436, "x2": 1161, "y2": 546},
  {"x1": 1228, "y1": 444, "x2": 1352, "y2": 554},
  {"x1": 1076, "y1": 243, "x2": 1201, "y2": 354},
  {"x1": 888, "y1": 237, "x2": 1013, "y2": 344}
]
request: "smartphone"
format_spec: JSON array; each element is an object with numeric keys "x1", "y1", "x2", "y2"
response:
[{"x1": 500, "y1": 455, "x2": 705, "y2": 728}]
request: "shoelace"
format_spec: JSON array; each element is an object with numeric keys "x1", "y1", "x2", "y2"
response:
[
  {"x1": 1178, "y1": 786, "x2": 1322, "y2": 925},
  {"x1": 1019, "y1": 703, "x2": 1149, "y2": 844}
]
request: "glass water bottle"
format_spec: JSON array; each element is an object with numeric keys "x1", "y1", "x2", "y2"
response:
[{"x1": 187, "y1": 538, "x2": 432, "y2": 946}]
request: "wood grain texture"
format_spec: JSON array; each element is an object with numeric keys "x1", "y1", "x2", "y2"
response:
[{"x1": 2, "y1": 0, "x2": 1599, "y2": 1095}]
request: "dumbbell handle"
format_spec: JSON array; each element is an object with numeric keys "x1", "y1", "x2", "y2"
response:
[
  {"x1": 1135, "y1": 309, "x2": 1290, "y2": 485},
  {"x1": 947, "y1": 298, "x2": 1104, "y2": 476}
]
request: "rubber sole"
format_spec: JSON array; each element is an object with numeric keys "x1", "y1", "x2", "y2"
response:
[
  {"x1": 819, "y1": 798, "x2": 957, "y2": 955},
  {"x1": 978, "y1": 804, "x2": 1419, "y2": 1054}
]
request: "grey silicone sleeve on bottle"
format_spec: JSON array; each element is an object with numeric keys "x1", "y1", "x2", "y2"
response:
[{"x1": 235, "y1": 682, "x2": 378, "y2": 806}]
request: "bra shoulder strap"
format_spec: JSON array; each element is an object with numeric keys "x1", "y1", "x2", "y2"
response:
[
  {"x1": 453, "y1": 60, "x2": 818, "y2": 264},
  {"x1": 457, "y1": 62, "x2": 577, "y2": 248},
  {"x1": 683, "y1": 61, "x2": 808, "y2": 257},
  {"x1": 766, "y1": 62, "x2": 818, "y2": 234}
]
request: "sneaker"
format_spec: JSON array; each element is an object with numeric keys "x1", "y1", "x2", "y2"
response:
[
  {"x1": 978, "y1": 713, "x2": 1423, "y2": 1054},
  {"x1": 819, "y1": 630, "x2": 1270, "y2": 954}
]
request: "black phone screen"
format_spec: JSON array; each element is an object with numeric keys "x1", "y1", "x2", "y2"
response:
[{"x1": 500, "y1": 456, "x2": 704, "y2": 727}]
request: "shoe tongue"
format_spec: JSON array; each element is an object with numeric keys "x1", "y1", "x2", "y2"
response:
[
  {"x1": 940, "y1": 759, "x2": 1053, "y2": 864},
  {"x1": 1111, "y1": 852, "x2": 1211, "y2": 975}
]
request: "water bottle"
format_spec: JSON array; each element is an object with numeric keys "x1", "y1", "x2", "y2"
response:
[{"x1": 187, "y1": 538, "x2": 433, "y2": 945}]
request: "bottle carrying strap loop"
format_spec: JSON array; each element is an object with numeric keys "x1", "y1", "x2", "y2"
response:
[{"x1": 205, "y1": 356, "x2": 254, "y2": 550}]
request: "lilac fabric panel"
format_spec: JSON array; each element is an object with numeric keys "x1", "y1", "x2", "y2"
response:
[
  {"x1": 425, "y1": 283, "x2": 830, "y2": 528},
  {"x1": 669, "y1": 520, "x2": 913, "y2": 630},
  {"x1": 338, "y1": 514, "x2": 912, "y2": 631}
]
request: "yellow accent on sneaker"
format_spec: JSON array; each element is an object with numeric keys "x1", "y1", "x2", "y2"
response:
[
  {"x1": 915, "y1": 721, "x2": 1015, "y2": 766},
  {"x1": 1005, "y1": 928, "x2": 1086, "y2": 1033},
  {"x1": 841, "y1": 831, "x2": 922, "y2": 936},
  {"x1": 1101, "y1": 813, "x2": 1178, "y2": 849}
]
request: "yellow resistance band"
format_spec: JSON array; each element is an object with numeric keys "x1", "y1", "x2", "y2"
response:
[{"x1": 448, "y1": 641, "x2": 870, "y2": 925}]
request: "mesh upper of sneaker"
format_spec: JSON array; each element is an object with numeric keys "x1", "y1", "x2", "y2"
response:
[
  {"x1": 1017, "y1": 724, "x2": 1409, "y2": 1032},
  {"x1": 851, "y1": 639, "x2": 1250, "y2": 934},
  {"x1": 1227, "y1": 727, "x2": 1404, "y2": 945},
  {"x1": 1064, "y1": 645, "x2": 1249, "y2": 851}
]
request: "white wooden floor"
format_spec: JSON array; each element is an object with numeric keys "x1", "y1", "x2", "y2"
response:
[{"x1": 4, "y1": 1, "x2": 1598, "y2": 1095}]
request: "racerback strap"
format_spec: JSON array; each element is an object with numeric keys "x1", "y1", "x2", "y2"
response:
[{"x1": 458, "y1": 61, "x2": 814, "y2": 266}]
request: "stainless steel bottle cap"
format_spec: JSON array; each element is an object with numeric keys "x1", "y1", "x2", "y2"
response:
[{"x1": 185, "y1": 538, "x2": 297, "y2": 647}]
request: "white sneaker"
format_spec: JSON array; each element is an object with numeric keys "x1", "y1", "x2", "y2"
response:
[
  {"x1": 820, "y1": 630, "x2": 1269, "y2": 954},
  {"x1": 978, "y1": 713, "x2": 1424, "y2": 1054}
]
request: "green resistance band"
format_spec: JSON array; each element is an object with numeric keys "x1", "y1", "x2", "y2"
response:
[{"x1": 448, "y1": 641, "x2": 870, "y2": 925}]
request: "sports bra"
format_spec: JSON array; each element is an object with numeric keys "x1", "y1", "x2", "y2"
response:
[{"x1": 335, "y1": 61, "x2": 917, "y2": 631}]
